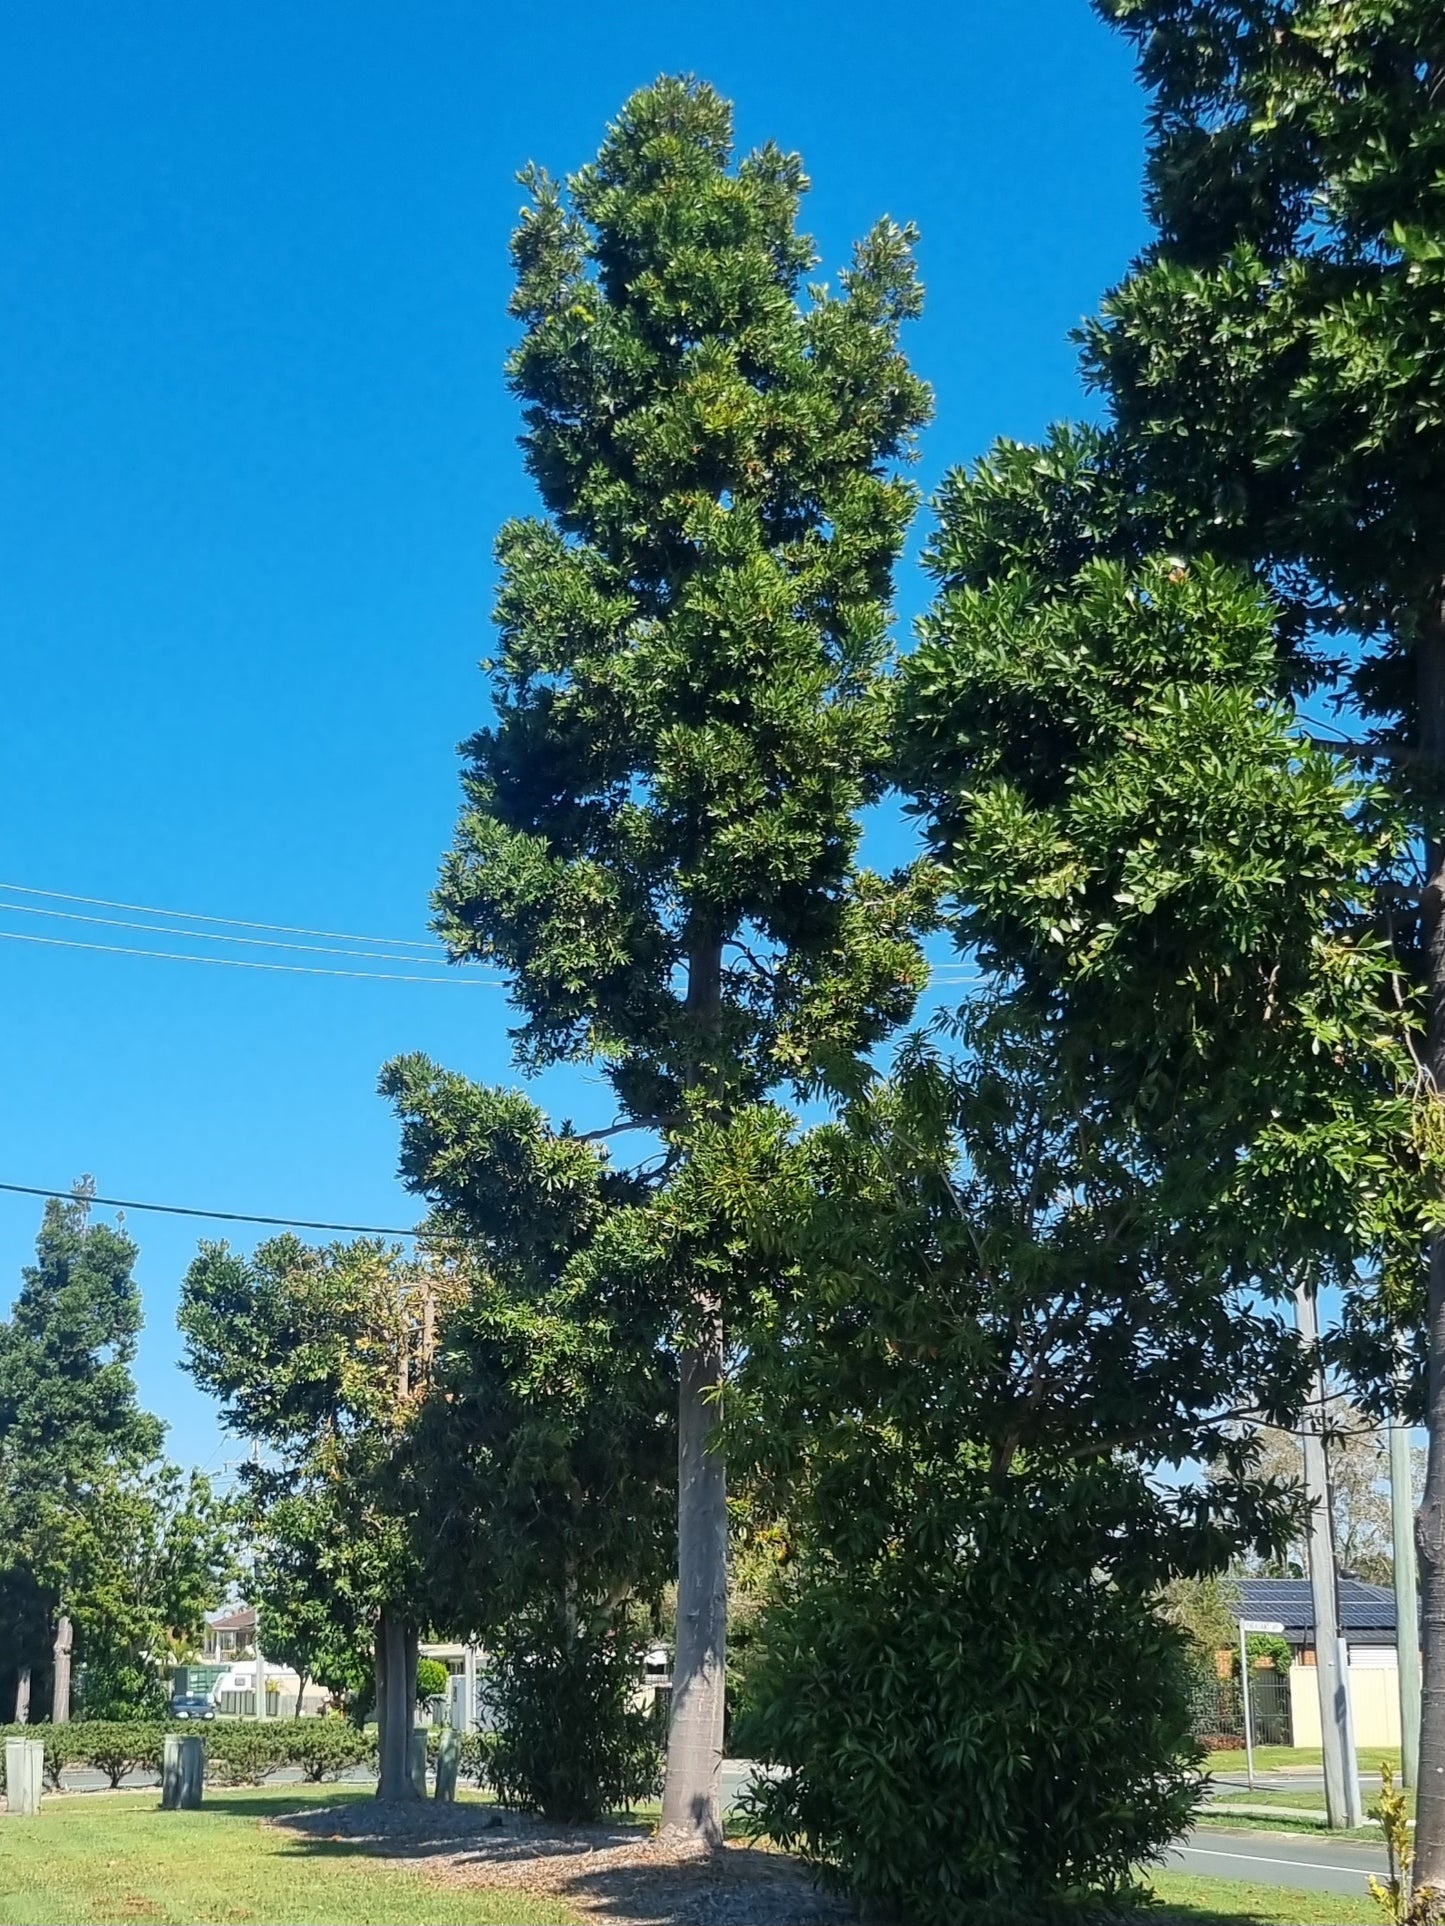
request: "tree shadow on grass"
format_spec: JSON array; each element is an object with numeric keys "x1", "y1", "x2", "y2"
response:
[{"x1": 270, "y1": 1801, "x2": 852, "y2": 1924}]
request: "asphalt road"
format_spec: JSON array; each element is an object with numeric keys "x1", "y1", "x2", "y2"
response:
[{"x1": 1166, "y1": 1827, "x2": 1389, "y2": 1898}]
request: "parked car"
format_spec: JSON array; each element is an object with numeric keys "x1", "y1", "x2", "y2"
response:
[{"x1": 169, "y1": 1692, "x2": 216, "y2": 1721}]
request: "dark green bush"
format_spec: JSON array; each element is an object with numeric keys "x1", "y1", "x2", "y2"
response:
[
  {"x1": 74, "y1": 1722, "x2": 166, "y2": 1789},
  {"x1": 739, "y1": 1534, "x2": 1203, "y2": 1926},
  {"x1": 0, "y1": 1715, "x2": 389, "y2": 1791},
  {"x1": 486, "y1": 1611, "x2": 661, "y2": 1822},
  {"x1": 205, "y1": 1720, "x2": 292, "y2": 1785},
  {"x1": 285, "y1": 1718, "x2": 377, "y2": 1783}
]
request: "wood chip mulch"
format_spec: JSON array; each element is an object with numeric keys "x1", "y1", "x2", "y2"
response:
[{"x1": 273, "y1": 1797, "x2": 855, "y2": 1926}]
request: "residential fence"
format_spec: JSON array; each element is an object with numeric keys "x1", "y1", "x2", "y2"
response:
[{"x1": 1189, "y1": 1667, "x2": 1293, "y2": 1750}]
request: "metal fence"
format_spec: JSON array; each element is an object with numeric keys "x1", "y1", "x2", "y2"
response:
[{"x1": 1189, "y1": 1667, "x2": 1292, "y2": 1749}]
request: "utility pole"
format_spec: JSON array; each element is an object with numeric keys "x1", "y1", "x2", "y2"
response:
[
  {"x1": 1392, "y1": 1354, "x2": 1422, "y2": 1788},
  {"x1": 1296, "y1": 1282, "x2": 1363, "y2": 1829}
]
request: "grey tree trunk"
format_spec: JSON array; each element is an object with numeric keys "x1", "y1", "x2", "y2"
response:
[
  {"x1": 294, "y1": 1671, "x2": 308, "y2": 1718},
  {"x1": 51, "y1": 1616, "x2": 72, "y2": 1724},
  {"x1": 12, "y1": 1667, "x2": 29, "y2": 1725},
  {"x1": 660, "y1": 929, "x2": 728, "y2": 1844},
  {"x1": 1392, "y1": 1384, "x2": 1422, "y2": 1789},
  {"x1": 1413, "y1": 598, "x2": 1445, "y2": 1888},
  {"x1": 1296, "y1": 1283, "x2": 1361, "y2": 1828},
  {"x1": 376, "y1": 1607, "x2": 420, "y2": 1801},
  {"x1": 660, "y1": 1318, "x2": 727, "y2": 1841}
]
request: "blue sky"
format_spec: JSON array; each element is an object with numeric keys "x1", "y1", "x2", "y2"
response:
[{"x1": 0, "y1": 1, "x2": 1149, "y2": 1471}]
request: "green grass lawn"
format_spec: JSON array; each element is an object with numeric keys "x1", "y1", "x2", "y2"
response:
[
  {"x1": 1145, "y1": 1872, "x2": 1380, "y2": 1924},
  {"x1": 0, "y1": 1788, "x2": 574, "y2": 1926},
  {"x1": 1205, "y1": 1745, "x2": 1400, "y2": 1779},
  {"x1": 0, "y1": 1784, "x2": 1391, "y2": 1926}
]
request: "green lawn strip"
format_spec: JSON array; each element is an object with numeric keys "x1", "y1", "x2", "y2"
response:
[
  {"x1": 0, "y1": 1787, "x2": 575, "y2": 1926},
  {"x1": 1204, "y1": 1747, "x2": 1399, "y2": 1779},
  {"x1": 1194, "y1": 1810, "x2": 1386, "y2": 1843},
  {"x1": 1145, "y1": 1871, "x2": 1379, "y2": 1924}
]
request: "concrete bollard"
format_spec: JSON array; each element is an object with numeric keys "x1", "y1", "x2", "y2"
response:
[
  {"x1": 4, "y1": 1739, "x2": 43, "y2": 1816},
  {"x1": 434, "y1": 1727, "x2": 460, "y2": 1802},
  {"x1": 408, "y1": 1727, "x2": 428, "y2": 1797},
  {"x1": 161, "y1": 1733, "x2": 205, "y2": 1810}
]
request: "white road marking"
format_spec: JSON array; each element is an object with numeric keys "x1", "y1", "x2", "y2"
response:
[{"x1": 1175, "y1": 1845, "x2": 1378, "y2": 1878}]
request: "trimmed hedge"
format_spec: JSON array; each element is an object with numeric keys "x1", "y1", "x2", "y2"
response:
[{"x1": 0, "y1": 1719, "x2": 386, "y2": 1791}]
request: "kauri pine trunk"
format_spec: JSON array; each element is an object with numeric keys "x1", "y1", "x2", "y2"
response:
[{"x1": 660, "y1": 931, "x2": 728, "y2": 1842}]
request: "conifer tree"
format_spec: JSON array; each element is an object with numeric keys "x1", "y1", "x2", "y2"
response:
[{"x1": 422, "y1": 75, "x2": 930, "y2": 1836}]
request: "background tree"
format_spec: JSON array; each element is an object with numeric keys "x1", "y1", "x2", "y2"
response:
[
  {"x1": 180, "y1": 1235, "x2": 438, "y2": 1798},
  {"x1": 0, "y1": 1194, "x2": 166, "y2": 1721},
  {"x1": 423, "y1": 75, "x2": 930, "y2": 1836},
  {"x1": 1222, "y1": 1398, "x2": 1424, "y2": 1587},
  {"x1": 1081, "y1": 0, "x2": 1445, "y2": 1875},
  {"x1": 734, "y1": 1012, "x2": 1314, "y2": 1922},
  {"x1": 70, "y1": 1462, "x2": 235, "y2": 1719},
  {"x1": 252, "y1": 1489, "x2": 377, "y2": 1718},
  {"x1": 382, "y1": 1058, "x2": 674, "y2": 1815}
]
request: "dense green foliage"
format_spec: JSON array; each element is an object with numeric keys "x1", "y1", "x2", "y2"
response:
[
  {"x1": 179, "y1": 1235, "x2": 429, "y2": 1653},
  {"x1": 406, "y1": 72, "x2": 932, "y2": 1833},
  {"x1": 1082, "y1": 0, "x2": 1445, "y2": 1877},
  {"x1": 382, "y1": 1060, "x2": 674, "y2": 1636},
  {"x1": 484, "y1": 1608, "x2": 662, "y2": 1822},
  {"x1": 741, "y1": 1530, "x2": 1198, "y2": 1925},
  {"x1": 1081, "y1": 0, "x2": 1443, "y2": 1370},
  {"x1": 252, "y1": 1490, "x2": 378, "y2": 1719},
  {"x1": 433, "y1": 75, "x2": 932, "y2": 1120},
  {"x1": 0, "y1": 1199, "x2": 233, "y2": 1720},
  {"x1": 0, "y1": 1718, "x2": 383, "y2": 1791}
]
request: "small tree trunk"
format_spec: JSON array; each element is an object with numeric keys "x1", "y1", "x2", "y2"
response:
[
  {"x1": 660, "y1": 1315, "x2": 727, "y2": 1842},
  {"x1": 294, "y1": 1671, "x2": 308, "y2": 1718},
  {"x1": 1412, "y1": 594, "x2": 1445, "y2": 1889},
  {"x1": 375, "y1": 1607, "x2": 420, "y2": 1801},
  {"x1": 51, "y1": 1615, "x2": 72, "y2": 1724},
  {"x1": 13, "y1": 1666, "x2": 30, "y2": 1725}
]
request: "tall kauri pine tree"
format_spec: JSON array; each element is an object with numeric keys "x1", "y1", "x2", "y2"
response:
[
  {"x1": 0, "y1": 1194, "x2": 162, "y2": 1722},
  {"x1": 1081, "y1": 0, "x2": 1445, "y2": 1880},
  {"x1": 425, "y1": 76, "x2": 930, "y2": 1836}
]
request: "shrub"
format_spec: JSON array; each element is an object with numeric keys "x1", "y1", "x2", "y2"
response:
[
  {"x1": 486, "y1": 1611, "x2": 661, "y2": 1823},
  {"x1": 415, "y1": 1658, "x2": 450, "y2": 1705},
  {"x1": 738, "y1": 1534, "x2": 1203, "y2": 1926},
  {"x1": 75, "y1": 1722, "x2": 166, "y2": 1789},
  {"x1": 288, "y1": 1718, "x2": 377, "y2": 1783},
  {"x1": 206, "y1": 1720, "x2": 290, "y2": 1785}
]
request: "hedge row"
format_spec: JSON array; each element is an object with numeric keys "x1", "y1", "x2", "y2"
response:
[{"x1": 0, "y1": 1721, "x2": 494, "y2": 1793}]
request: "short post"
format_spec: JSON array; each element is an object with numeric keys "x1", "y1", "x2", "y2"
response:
[
  {"x1": 161, "y1": 1734, "x2": 205, "y2": 1810},
  {"x1": 408, "y1": 1726, "x2": 428, "y2": 1797},
  {"x1": 434, "y1": 1726, "x2": 460, "y2": 1802},
  {"x1": 4, "y1": 1739, "x2": 43, "y2": 1816}
]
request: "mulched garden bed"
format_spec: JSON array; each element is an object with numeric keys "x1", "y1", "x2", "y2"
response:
[{"x1": 275, "y1": 1796, "x2": 855, "y2": 1926}]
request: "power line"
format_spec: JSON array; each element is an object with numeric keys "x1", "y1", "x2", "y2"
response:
[
  {"x1": 0, "y1": 880, "x2": 445, "y2": 951},
  {"x1": 0, "y1": 1180, "x2": 422, "y2": 1238},
  {"x1": 0, "y1": 927, "x2": 501, "y2": 985},
  {"x1": 0, "y1": 898, "x2": 466, "y2": 967}
]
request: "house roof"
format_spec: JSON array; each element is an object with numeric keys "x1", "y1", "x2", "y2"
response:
[
  {"x1": 206, "y1": 1605, "x2": 256, "y2": 1632},
  {"x1": 1235, "y1": 1578, "x2": 1399, "y2": 1641}
]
